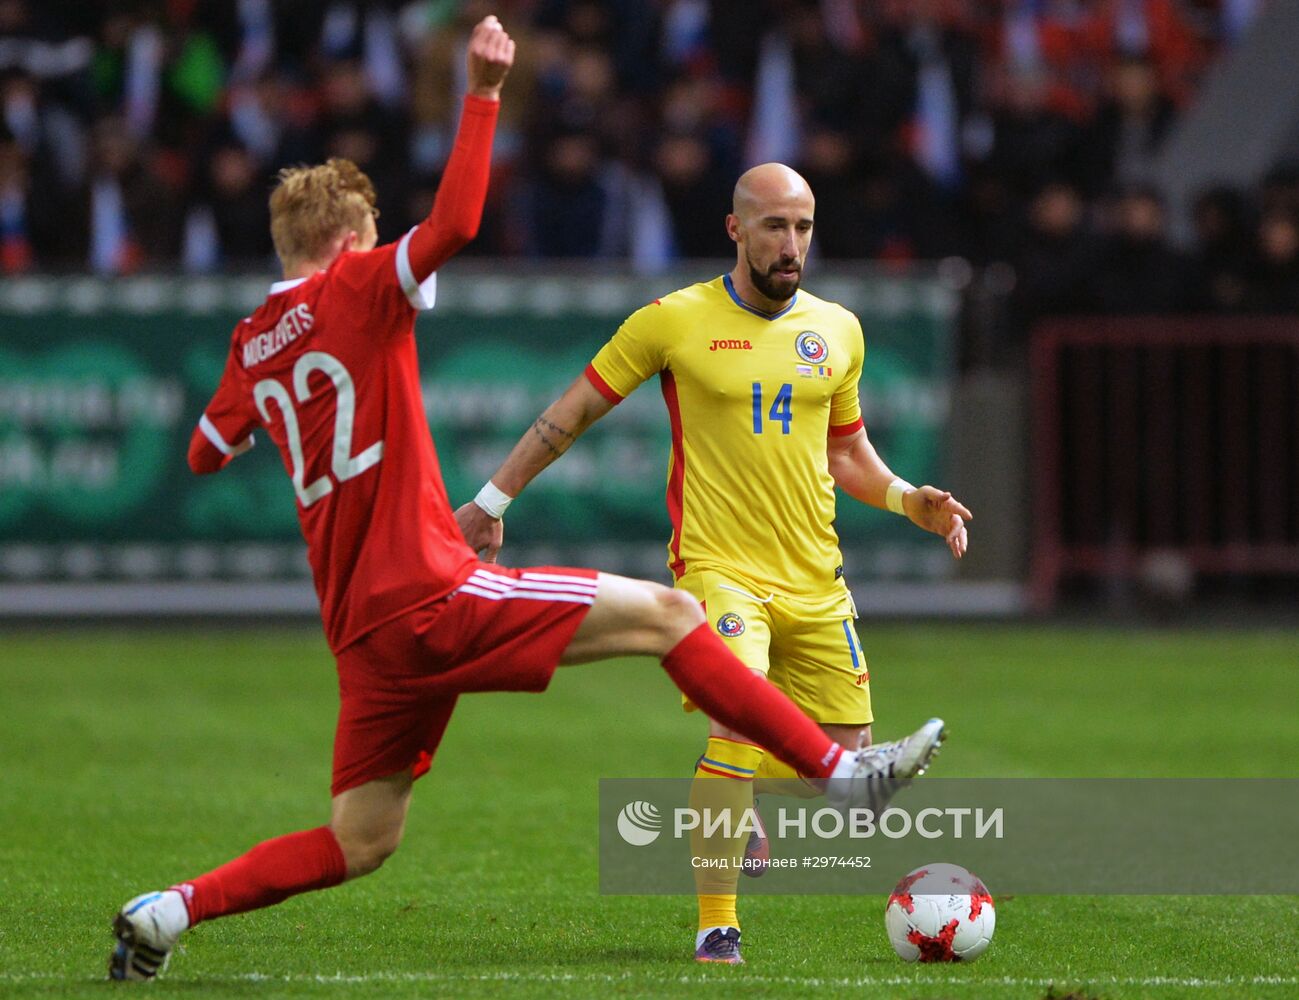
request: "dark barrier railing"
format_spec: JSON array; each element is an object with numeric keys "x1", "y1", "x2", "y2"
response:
[{"x1": 1029, "y1": 317, "x2": 1299, "y2": 610}]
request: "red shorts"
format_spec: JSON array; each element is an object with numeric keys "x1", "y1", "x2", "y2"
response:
[{"x1": 331, "y1": 563, "x2": 598, "y2": 796}]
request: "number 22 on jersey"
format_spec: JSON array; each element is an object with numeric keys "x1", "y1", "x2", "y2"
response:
[
  {"x1": 752, "y1": 381, "x2": 793, "y2": 435},
  {"x1": 254, "y1": 351, "x2": 384, "y2": 508}
]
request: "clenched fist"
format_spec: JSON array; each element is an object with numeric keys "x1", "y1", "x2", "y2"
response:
[{"x1": 467, "y1": 15, "x2": 515, "y2": 101}]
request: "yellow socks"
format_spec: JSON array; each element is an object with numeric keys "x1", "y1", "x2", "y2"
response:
[{"x1": 690, "y1": 736, "x2": 765, "y2": 933}]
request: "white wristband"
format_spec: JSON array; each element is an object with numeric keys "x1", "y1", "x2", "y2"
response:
[
  {"x1": 885, "y1": 478, "x2": 914, "y2": 516},
  {"x1": 473, "y1": 480, "x2": 514, "y2": 519}
]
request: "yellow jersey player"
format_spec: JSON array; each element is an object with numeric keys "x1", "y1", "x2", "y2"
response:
[{"x1": 455, "y1": 162, "x2": 968, "y2": 965}]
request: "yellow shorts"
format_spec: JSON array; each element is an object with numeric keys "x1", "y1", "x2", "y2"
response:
[{"x1": 677, "y1": 569, "x2": 873, "y2": 726}]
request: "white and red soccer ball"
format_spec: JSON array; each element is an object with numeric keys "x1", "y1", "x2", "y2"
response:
[{"x1": 884, "y1": 863, "x2": 996, "y2": 962}]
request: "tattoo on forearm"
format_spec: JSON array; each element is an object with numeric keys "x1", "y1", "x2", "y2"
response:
[{"x1": 531, "y1": 416, "x2": 576, "y2": 459}]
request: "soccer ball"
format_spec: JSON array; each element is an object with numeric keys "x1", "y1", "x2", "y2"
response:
[{"x1": 884, "y1": 862, "x2": 995, "y2": 962}]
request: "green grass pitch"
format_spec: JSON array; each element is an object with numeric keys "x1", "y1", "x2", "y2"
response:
[{"x1": 0, "y1": 624, "x2": 1296, "y2": 999}]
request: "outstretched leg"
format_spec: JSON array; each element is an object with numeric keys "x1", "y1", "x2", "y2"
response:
[{"x1": 559, "y1": 573, "x2": 846, "y2": 781}]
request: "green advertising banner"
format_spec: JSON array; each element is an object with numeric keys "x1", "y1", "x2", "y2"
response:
[{"x1": 0, "y1": 269, "x2": 955, "y2": 600}]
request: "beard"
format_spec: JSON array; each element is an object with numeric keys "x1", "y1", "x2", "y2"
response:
[{"x1": 747, "y1": 252, "x2": 802, "y2": 302}]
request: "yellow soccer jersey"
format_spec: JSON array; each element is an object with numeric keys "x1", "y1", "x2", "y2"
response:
[{"x1": 585, "y1": 274, "x2": 865, "y2": 595}]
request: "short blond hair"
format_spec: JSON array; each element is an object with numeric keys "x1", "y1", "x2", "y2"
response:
[{"x1": 269, "y1": 158, "x2": 378, "y2": 266}]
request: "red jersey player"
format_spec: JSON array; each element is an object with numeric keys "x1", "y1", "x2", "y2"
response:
[{"x1": 109, "y1": 16, "x2": 939, "y2": 981}]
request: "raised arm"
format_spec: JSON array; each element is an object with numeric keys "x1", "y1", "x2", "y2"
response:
[
  {"x1": 403, "y1": 16, "x2": 514, "y2": 281},
  {"x1": 455, "y1": 374, "x2": 616, "y2": 561},
  {"x1": 827, "y1": 426, "x2": 972, "y2": 559}
]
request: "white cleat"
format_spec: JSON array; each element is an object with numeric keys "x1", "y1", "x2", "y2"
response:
[
  {"x1": 108, "y1": 891, "x2": 187, "y2": 981},
  {"x1": 826, "y1": 717, "x2": 946, "y2": 815}
]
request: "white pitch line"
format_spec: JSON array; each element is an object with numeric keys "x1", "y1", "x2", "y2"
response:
[{"x1": 6, "y1": 971, "x2": 1298, "y2": 989}]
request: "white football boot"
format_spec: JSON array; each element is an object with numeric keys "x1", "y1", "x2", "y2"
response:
[
  {"x1": 825, "y1": 718, "x2": 946, "y2": 815},
  {"x1": 108, "y1": 890, "x2": 188, "y2": 981}
]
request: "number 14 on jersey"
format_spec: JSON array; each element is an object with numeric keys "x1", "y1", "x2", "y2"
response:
[{"x1": 752, "y1": 382, "x2": 793, "y2": 435}]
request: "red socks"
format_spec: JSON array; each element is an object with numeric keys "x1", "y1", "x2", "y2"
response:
[
  {"x1": 168, "y1": 628, "x2": 839, "y2": 929},
  {"x1": 662, "y1": 623, "x2": 843, "y2": 779},
  {"x1": 174, "y1": 826, "x2": 346, "y2": 926}
]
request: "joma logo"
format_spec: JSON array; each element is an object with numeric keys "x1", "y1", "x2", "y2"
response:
[{"x1": 709, "y1": 339, "x2": 753, "y2": 351}]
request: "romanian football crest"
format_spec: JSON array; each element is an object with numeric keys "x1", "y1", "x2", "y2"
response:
[
  {"x1": 716, "y1": 612, "x2": 746, "y2": 637},
  {"x1": 795, "y1": 330, "x2": 829, "y2": 364}
]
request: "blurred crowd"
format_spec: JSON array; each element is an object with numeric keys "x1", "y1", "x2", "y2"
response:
[{"x1": 1, "y1": 0, "x2": 1290, "y2": 321}]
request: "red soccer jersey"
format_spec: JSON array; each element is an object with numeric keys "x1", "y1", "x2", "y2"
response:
[{"x1": 195, "y1": 242, "x2": 476, "y2": 652}]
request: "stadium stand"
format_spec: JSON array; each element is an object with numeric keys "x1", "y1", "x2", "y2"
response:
[{"x1": 0, "y1": 1, "x2": 1282, "y2": 297}]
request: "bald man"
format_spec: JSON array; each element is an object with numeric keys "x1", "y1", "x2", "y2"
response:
[{"x1": 456, "y1": 163, "x2": 967, "y2": 963}]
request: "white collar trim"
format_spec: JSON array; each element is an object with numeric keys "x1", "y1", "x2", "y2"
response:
[{"x1": 269, "y1": 277, "x2": 308, "y2": 294}]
